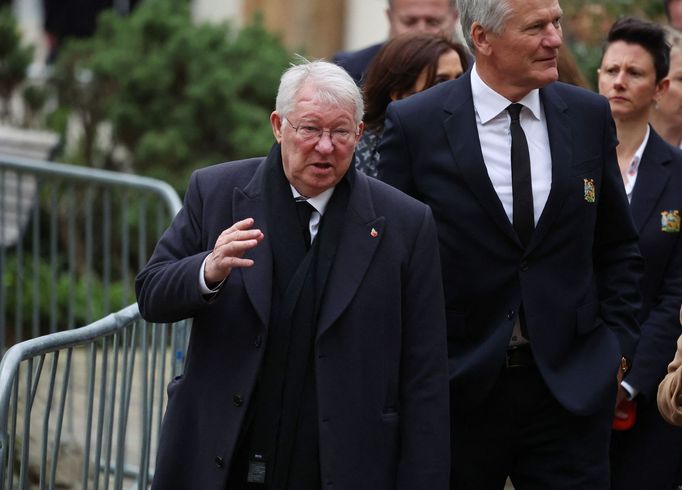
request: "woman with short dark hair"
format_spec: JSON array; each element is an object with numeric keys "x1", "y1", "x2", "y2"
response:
[{"x1": 598, "y1": 16, "x2": 682, "y2": 490}]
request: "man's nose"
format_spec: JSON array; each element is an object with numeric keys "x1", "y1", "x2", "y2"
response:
[
  {"x1": 315, "y1": 132, "x2": 334, "y2": 153},
  {"x1": 543, "y1": 25, "x2": 562, "y2": 48}
]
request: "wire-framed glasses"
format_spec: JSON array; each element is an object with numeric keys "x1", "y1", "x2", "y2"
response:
[{"x1": 285, "y1": 117, "x2": 358, "y2": 145}]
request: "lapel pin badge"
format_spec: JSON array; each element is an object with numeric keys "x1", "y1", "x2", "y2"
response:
[
  {"x1": 370, "y1": 228, "x2": 379, "y2": 238},
  {"x1": 583, "y1": 178, "x2": 596, "y2": 203},
  {"x1": 661, "y1": 210, "x2": 681, "y2": 233}
]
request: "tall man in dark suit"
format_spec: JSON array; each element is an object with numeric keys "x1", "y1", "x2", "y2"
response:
[
  {"x1": 136, "y1": 60, "x2": 449, "y2": 490},
  {"x1": 332, "y1": 0, "x2": 460, "y2": 85},
  {"x1": 378, "y1": 0, "x2": 642, "y2": 488}
]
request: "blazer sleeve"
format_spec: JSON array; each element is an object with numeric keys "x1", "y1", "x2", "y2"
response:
[
  {"x1": 628, "y1": 230, "x2": 682, "y2": 399},
  {"x1": 135, "y1": 170, "x2": 213, "y2": 323},
  {"x1": 658, "y1": 332, "x2": 682, "y2": 426},
  {"x1": 377, "y1": 103, "x2": 418, "y2": 198},
  {"x1": 396, "y1": 205, "x2": 450, "y2": 489},
  {"x1": 592, "y1": 101, "x2": 643, "y2": 360}
]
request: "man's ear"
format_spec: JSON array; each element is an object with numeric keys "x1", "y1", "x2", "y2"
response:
[
  {"x1": 471, "y1": 22, "x2": 492, "y2": 56},
  {"x1": 271, "y1": 112, "x2": 283, "y2": 142}
]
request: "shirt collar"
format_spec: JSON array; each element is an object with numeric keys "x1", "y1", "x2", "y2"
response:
[
  {"x1": 628, "y1": 125, "x2": 650, "y2": 177},
  {"x1": 471, "y1": 63, "x2": 542, "y2": 124},
  {"x1": 290, "y1": 185, "x2": 334, "y2": 215}
]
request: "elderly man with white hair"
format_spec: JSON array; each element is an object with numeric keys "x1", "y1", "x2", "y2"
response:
[{"x1": 136, "y1": 59, "x2": 449, "y2": 490}]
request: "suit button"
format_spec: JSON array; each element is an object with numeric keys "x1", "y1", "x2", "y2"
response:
[
  {"x1": 520, "y1": 261, "x2": 529, "y2": 272},
  {"x1": 233, "y1": 394, "x2": 244, "y2": 407},
  {"x1": 254, "y1": 335, "x2": 262, "y2": 348},
  {"x1": 506, "y1": 310, "x2": 515, "y2": 320},
  {"x1": 215, "y1": 456, "x2": 224, "y2": 468}
]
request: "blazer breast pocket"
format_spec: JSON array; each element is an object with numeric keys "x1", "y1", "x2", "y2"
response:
[{"x1": 571, "y1": 156, "x2": 601, "y2": 177}]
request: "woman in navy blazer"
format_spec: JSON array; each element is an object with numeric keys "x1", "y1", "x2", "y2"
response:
[{"x1": 598, "y1": 17, "x2": 682, "y2": 489}]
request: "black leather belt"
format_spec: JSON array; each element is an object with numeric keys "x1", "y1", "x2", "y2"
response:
[{"x1": 506, "y1": 344, "x2": 535, "y2": 368}]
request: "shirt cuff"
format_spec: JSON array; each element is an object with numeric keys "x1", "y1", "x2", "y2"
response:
[
  {"x1": 199, "y1": 254, "x2": 225, "y2": 294},
  {"x1": 621, "y1": 380, "x2": 637, "y2": 400}
]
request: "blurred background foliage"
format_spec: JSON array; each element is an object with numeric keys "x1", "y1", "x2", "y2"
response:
[
  {"x1": 0, "y1": 6, "x2": 33, "y2": 123},
  {"x1": 562, "y1": 0, "x2": 666, "y2": 89},
  {"x1": 50, "y1": 0, "x2": 291, "y2": 192}
]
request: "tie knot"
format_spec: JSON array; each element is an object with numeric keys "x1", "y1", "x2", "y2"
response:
[
  {"x1": 295, "y1": 198, "x2": 315, "y2": 214},
  {"x1": 507, "y1": 103, "x2": 523, "y2": 122},
  {"x1": 295, "y1": 199, "x2": 315, "y2": 227}
]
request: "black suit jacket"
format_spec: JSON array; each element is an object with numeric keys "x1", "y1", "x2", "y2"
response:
[
  {"x1": 332, "y1": 42, "x2": 383, "y2": 85},
  {"x1": 378, "y1": 72, "x2": 642, "y2": 416},
  {"x1": 136, "y1": 152, "x2": 449, "y2": 489},
  {"x1": 625, "y1": 129, "x2": 682, "y2": 399}
]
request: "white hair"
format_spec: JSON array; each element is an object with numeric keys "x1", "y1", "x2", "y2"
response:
[
  {"x1": 457, "y1": 0, "x2": 512, "y2": 53},
  {"x1": 275, "y1": 57, "x2": 364, "y2": 125}
]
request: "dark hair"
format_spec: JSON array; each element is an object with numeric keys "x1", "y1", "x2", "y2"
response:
[
  {"x1": 604, "y1": 17, "x2": 671, "y2": 83},
  {"x1": 362, "y1": 33, "x2": 469, "y2": 131}
]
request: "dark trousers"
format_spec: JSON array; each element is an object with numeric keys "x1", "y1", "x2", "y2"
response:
[
  {"x1": 611, "y1": 397, "x2": 682, "y2": 490},
  {"x1": 450, "y1": 364, "x2": 614, "y2": 490}
]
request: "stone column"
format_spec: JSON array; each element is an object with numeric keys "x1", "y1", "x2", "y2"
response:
[{"x1": 243, "y1": 0, "x2": 346, "y2": 58}]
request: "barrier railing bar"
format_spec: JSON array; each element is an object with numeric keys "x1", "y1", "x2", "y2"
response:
[
  {"x1": 0, "y1": 154, "x2": 182, "y2": 215},
  {"x1": 39, "y1": 351, "x2": 59, "y2": 488},
  {"x1": 50, "y1": 347, "x2": 72, "y2": 490}
]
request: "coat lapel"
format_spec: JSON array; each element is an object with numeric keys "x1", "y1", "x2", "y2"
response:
[
  {"x1": 525, "y1": 84, "x2": 572, "y2": 255},
  {"x1": 233, "y1": 160, "x2": 273, "y2": 328},
  {"x1": 630, "y1": 131, "x2": 672, "y2": 231},
  {"x1": 316, "y1": 173, "x2": 383, "y2": 339},
  {"x1": 442, "y1": 73, "x2": 519, "y2": 245}
]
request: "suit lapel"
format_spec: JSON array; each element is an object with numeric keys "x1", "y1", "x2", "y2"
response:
[
  {"x1": 630, "y1": 131, "x2": 671, "y2": 231},
  {"x1": 525, "y1": 85, "x2": 572, "y2": 255},
  {"x1": 442, "y1": 73, "x2": 519, "y2": 244},
  {"x1": 316, "y1": 173, "x2": 383, "y2": 339},
  {"x1": 233, "y1": 161, "x2": 273, "y2": 328}
]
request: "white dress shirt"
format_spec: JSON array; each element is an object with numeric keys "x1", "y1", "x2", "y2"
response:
[
  {"x1": 471, "y1": 64, "x2": 552, "y2": 226},
  {"x1": 198, "y1": 185, "x2": 335, "y2": 294},
  {"x1": 471, "y1": 65, "x2": 553, "y2": 346}
]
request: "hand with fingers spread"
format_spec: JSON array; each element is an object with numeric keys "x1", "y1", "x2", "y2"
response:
[{"x1": 204, "y1": 218, "x2": 264, "y2": 287}]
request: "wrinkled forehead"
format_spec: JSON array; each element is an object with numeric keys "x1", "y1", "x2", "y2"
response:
[{"x1": 290, "y1": 83, "x2": 358, "y2": 121}]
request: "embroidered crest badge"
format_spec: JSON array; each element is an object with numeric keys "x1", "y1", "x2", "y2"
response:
[
  {"x1": 661, "y1": 210, "x2": 681, "y2": 233},
  {"x1": 583, "y1": 178, "x2": 596, "y2": 203}
]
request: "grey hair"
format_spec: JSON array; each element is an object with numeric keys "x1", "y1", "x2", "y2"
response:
[
  {"x1": 457, "y1": 0, "x2": 512, "y2": 53},
  {"x1": 664, "y1": 25, "x2": 682, "y2": 51},
  {"x1": 388, "y1": 0, "x2": 457, "y2": 9},
  {"x1": 275, "y1": 57, "x2": 364, "y2": 125}
]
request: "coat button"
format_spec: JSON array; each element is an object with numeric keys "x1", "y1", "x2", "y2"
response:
[
  {"x1": 215, "y1": 456, "x2": 224, "y2": 468},
  {"x1": 233, "y1": 394, "x2": 244, "y2": 407},
  {"x1": 254, "y1": 335, "x2": 262, "y2": 348},
  {"x1": 506, "y1": 310, "x2": 515, "y2": 321}
]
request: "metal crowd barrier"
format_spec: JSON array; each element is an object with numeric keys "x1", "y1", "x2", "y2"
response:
[
  {"x1": 0, "y1": 154, "x2": 189, "y2": 488},
  {"x1": 0, "y1": 153, "x2": 183, "y2": 353},
  {"x1": 0, "y1": 304, "x2": 190, "y2": 489}
]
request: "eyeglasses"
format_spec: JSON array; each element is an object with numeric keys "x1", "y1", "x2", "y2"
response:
[{"x1": 285, "y1": 117, "x2": 358, "y2": 145}]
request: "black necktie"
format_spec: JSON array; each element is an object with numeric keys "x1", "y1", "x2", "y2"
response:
[
  {"x1": 295, "y1": 199, "x2": 315, "y2": 249},
  {"x1": 507, "y1": 103, "x2": 534, "y2": 246}
]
